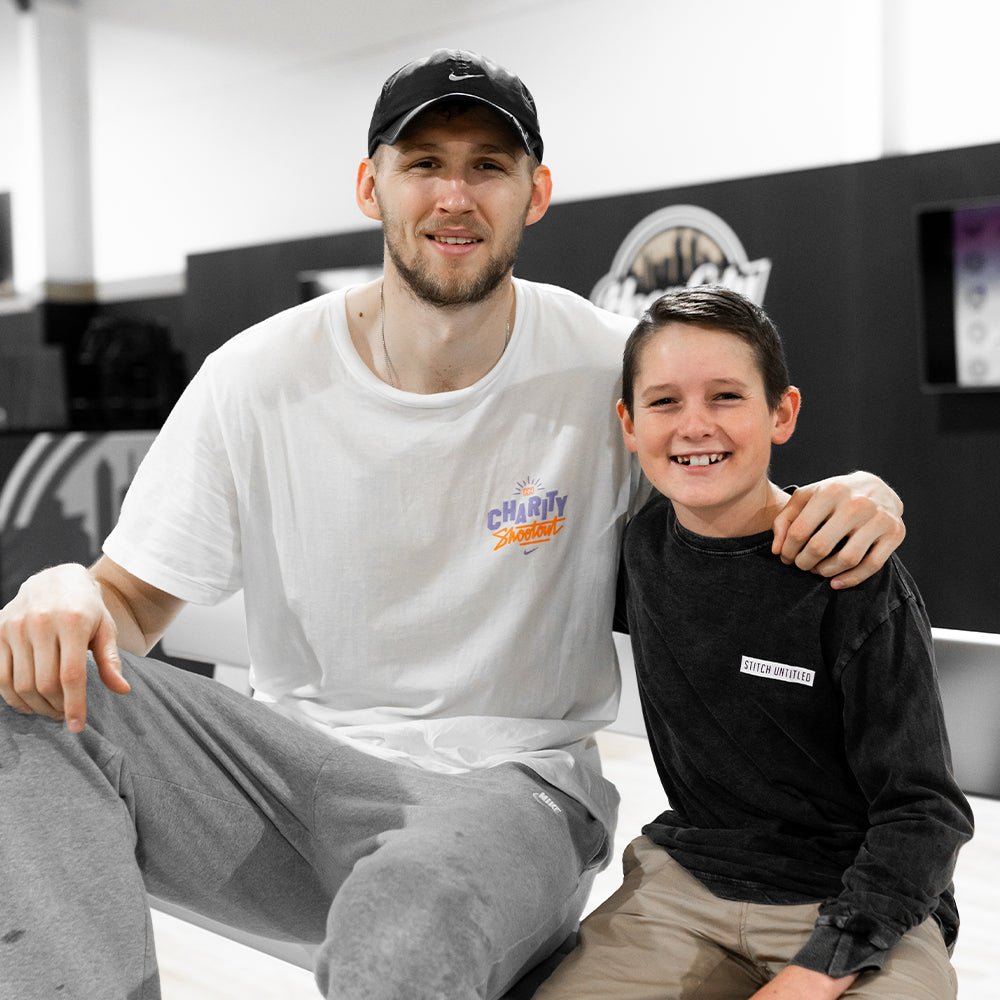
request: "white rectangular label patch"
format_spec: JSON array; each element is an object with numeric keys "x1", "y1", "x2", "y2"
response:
[{"x1": 740, "y1": 655, "x2": 815, "y2": 687}]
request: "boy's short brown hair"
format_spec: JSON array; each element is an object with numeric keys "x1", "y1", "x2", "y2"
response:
[{"x1": 621, "y1": 285, "x2": 790, "y2": 416}]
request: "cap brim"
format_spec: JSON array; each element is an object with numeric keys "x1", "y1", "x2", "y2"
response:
[{"x1": 370, "y1": 94, "x2": 536, "y2": 158}]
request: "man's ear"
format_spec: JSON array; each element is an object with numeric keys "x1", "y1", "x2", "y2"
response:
[
  {"x1": 771, "y1": 386, "x2": 801, "y2": 445},
  {"x1": 525, "y1": 164, "x2": 553, "y2": 227},
  {"x1": 617, "y1": 399, "x2": 639, "y2": 453},
  {"x1": 356, "y1": 158, "x2": 381, "y2": 221}
]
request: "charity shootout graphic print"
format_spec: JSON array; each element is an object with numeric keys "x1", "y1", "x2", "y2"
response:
[
  {"x1": 591, "y1": 204, "x2": 772, "y2": 318},
  {"x1": 486, "y1": 477, "x2": 567, "y2": 552}
]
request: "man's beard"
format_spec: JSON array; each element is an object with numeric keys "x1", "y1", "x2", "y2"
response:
[{"x1": 381, "y1": 212, "x2": 526, "y2": 307}]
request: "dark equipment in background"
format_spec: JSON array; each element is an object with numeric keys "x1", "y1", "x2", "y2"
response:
[{"x1": 69, "y1": 315, "x2": 187, "y2": 430}]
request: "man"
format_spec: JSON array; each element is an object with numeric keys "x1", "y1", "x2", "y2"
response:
[{"x1": 0, "y1": 50, "x2": 904, "y2": 1000}]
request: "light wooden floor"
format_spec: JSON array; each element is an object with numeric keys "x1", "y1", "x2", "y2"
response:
[{"x1": 151, "y1": 731, "x2": 998, "y2": 998}]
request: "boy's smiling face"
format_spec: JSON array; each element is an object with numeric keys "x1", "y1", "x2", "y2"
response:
[{"x1": 618, "y1": 322, "x2": 800, "y2": 537}]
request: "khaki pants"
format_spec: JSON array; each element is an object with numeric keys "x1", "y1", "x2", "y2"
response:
[{"x1": 535, "y1": 835, "x2": 957, "y2": 1000}]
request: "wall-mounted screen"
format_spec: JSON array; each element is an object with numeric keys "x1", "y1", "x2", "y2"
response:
[{"x1": 917, "y1": 199, "x2": 1000, "y2": 392}]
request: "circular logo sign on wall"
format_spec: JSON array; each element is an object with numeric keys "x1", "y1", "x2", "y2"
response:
[{"x1": 591, "y1": 204, "x2": 772, "y2": 319}]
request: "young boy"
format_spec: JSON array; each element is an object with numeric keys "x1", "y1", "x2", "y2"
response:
[{"x1": 534, "y1": 285, "x2": 975, "y2": 1000}]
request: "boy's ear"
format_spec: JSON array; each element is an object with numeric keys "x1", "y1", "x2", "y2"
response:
[
  {"x1": 771, "y1": 386, "x2": 801, "y2": 445},
  {"x1": 617, "y1": 399, "x2": 639, "y2": 453}
]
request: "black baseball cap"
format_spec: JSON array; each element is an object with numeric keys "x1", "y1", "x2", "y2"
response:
[{"x1": 367, "y1": 49, "x2": 543, "y2": 161}]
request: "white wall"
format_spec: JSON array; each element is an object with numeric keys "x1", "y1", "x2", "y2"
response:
[
  {"x1": 0, "y1": 10, "x2": 19, "y2": 194},
  {"x1": 5, "y1": 0, "x2": 1000, "y2": 293}
]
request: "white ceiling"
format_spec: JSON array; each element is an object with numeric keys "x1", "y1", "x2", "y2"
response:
[{"x1": 78, "y1": 0, "x2": 540, "y2": 61}]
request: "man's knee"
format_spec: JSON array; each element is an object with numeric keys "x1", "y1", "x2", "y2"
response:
[{"x1": 316, "y1": 853, "x2": 496, "y2": 1000}]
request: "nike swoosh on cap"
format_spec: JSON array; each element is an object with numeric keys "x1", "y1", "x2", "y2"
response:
[{"x1": 448, "y1": 72, "x2": 485, "y2": 81}]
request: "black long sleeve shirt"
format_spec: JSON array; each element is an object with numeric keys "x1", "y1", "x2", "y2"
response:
[{"x1": 616, "y1": 494, "x2": 974, "y2": 977}]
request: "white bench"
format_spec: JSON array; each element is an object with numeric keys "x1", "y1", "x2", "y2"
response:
[{"x1": 156, "y1": 596, "x2": 1000, "y2": 974}]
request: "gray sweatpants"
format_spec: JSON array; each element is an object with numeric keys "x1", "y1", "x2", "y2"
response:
[{"x1": 0, "y1": 653, "x2": 606, "y2": 1000}]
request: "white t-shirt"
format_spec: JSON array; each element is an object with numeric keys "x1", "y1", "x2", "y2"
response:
[{"x1": 104, "y1": 278, "x2": 638, "y2": 832}]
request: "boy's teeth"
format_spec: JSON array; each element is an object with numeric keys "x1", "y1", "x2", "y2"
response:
[{"x1": 676, "y1": 454, "x2": 724, "y2": 466}]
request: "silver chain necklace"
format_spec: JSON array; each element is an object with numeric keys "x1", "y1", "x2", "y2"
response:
[{"x1": 379, "y1": 282, "x2": 511, "y2": 389}]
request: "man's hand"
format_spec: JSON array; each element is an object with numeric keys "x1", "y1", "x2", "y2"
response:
[
  {"x1": 0, "y1": 563, "x2": 129, "y2": 733},
  {"x1": 750, "y1": 965, "x2": 858, "y2": 999},
  {"x1": 772, "y1": 471, "x2": 905, "y2": 589}
]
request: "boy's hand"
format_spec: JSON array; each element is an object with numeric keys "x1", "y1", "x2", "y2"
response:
[
  {"x1": 749, "y1": 965, "x2": 858, "y2": 999},
  {"x1": 0, "y1": 563, "x2": 129, "y2": 733},
  {"x1": 772, "y1": 471, "x2": 905, "y2": 589}
]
